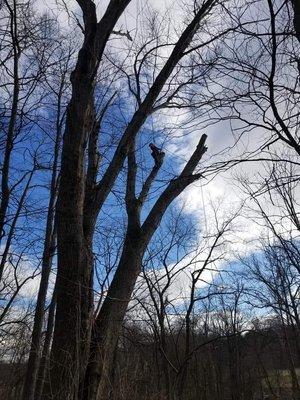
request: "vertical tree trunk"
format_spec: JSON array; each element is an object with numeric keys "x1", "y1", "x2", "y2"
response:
[
  {"x1": 44, "y1": 3, "x2": 132, "y2": 397},
  {"x1": 0, "y1": 0, "x2": 20, "y2": 267},
  {"x1": 290, "y1": 0, "x2": 300, "y2": 43},
  {"x1": 22, "y1": 230, "x2": 56, "y2": 400},
  {"x1": 81, "y1": 234, "x2": 144, "y2": 400},
  {"x1": 34, "y1": 290, "x2": 57, "y2": 400},
  {"x1": 43, "y1": 74, "x2": 94, "y2": 399},
  {"x1": 159, "y1": 313, "x2": 172, "y2": 400},
  {"x1": 22, "y1": 91, "x2": 61, "y2": 400},
  {"x1": 46, "y1": 0, "x2": 211, "y2": 395},
  {"x1": 82, "y1": 134, "x2": 207, "y2": 399}
]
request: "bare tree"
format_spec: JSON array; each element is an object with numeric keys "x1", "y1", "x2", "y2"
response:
[
  {"x1": 44, "y1": 1, "x2": 223, "y2": 398},
  {"x1": 22, "y1": 32, "x2": 73, "y2": 400},
  {"x1": 212, "y1": 0, "x2": 300, "y2": 161},
  {"x1": 237, "y1": 162, "x2": 300, "y2": 398},
  {"x1": 134, "y1": 200, "x2": 239, "y2": 400}
]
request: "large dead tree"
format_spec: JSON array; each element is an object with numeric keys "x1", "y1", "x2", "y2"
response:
[
  {"x1": 42, "y1": 2, "x2": 132, "y2": 399},
  {"x1": 81, "y1": 134, "x2": 207, "y2": 399},
  {"x1": 44, "y1": 1, "x2": 217, "y2": 399}
]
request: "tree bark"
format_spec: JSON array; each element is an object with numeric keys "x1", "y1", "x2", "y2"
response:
[
  {"x1": 43, "y1": 2, "x2": 131, "y2": 399},
  {"x1": 22, "y1": 76, "x2": 62, "y2": 400},
  {"x1": 81, "y1": 233, "x2": 144, "y2": 400},
  {"x1": 47, "y1": 0, "x2": 214, "y2": 396},
  {"x1": 0, "y1": 0, "x2": 20, "y2": 271},
  {"x1": 82, "y1": 134, "x2": 207, "y2": 400}
]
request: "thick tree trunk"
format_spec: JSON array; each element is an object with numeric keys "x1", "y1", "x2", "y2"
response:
[
  {"x1": 43, "y1": 81, "x2": 93, "y2": 399},
  {"x1": 81, "y1": 233, "x2": 144, "y2": 400},
  {"x1": 82, "y1": 135, "x2": 207, "y2": 399},
  {"x1": 45, "y1": 0, "x2": 211, "y2": 394},
  {"x1": 44, "y1": 3, "x2": 132, "y2": 398}
]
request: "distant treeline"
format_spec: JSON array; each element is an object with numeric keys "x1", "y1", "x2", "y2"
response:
[{"x1": 1, "y1": 319, "x2": 299, "y2": 400}]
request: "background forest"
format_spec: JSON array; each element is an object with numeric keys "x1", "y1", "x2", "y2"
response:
[{"x1": 0, "y1": 0, "x2": 299, "y2": 399}]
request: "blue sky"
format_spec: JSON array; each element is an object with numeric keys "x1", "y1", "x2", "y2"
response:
[{"x1": 1, "y1": 0, "x2": 299, "y2": 325}]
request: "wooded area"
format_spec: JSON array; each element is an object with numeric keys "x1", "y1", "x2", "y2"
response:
[{"x1": 0, "y1": 0, "x2": 299, "y2": 399}]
